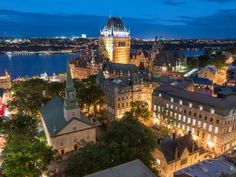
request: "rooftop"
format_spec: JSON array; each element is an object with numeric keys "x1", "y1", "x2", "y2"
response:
[
  {"x1": 84, "y1": 159, "x2": 156, "y2": 177},
  {"x1": 158, "y1": 134, "x2": 199, "y2": 163},
  {"x1": 100, "y1": 17, "x2": 130, "y2": 37},
  {"x1": 175, "y1": 159, "x2": 236, "y2": 177},
  {"x1": 153, "y1": 85, "x2": 236, "y2": 116}
]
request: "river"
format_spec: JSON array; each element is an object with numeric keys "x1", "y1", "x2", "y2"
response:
[
  {"x1": 0, "y1": 53, "x2": 80, "y2": 79},
  {"x1": 0, "y1": 50, "x2": 204, "y2": 79}
]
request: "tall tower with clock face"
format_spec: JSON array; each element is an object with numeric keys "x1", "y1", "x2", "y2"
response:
[{"x1": 64, "y1": 64, "x2": 80, "y2": 121}]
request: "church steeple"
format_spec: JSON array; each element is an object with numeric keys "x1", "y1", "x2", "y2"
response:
[{"x1": 64, "y1": 63, "x2": 80, "y2": 121}]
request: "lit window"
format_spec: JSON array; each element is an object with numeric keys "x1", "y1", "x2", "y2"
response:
[
  {"x1": 209, "y1": 124, "x2": 212, "y2": 132},
  {"x1": 198, "y1": 121, "x2": 201, "y2": 128},
  {"x1": 154, "y1": 105, "x2": 157, "y2": 111},
  {"x1": 154, "y1": 112, "x2": 156, "y2": 118},
  {"x1": 182, "y1": 124, "x2": 185, "y2": 130},
  {"x1": 193, "y1": 119, "x2": 196, "y2": 126},
  {"x1": 159, "y1": 93, "x2": 162, "y2": 97},
  {"x1": 183, "y1": 116, "x2": 186, "y2": 122},
  {"x1": 187, "y1": 126, "x2": 190, "y2": 131},
  {"x1": 203, "y1": 123, "x2": 207, "y2": 130},
  {"x1": 188, "y1": 117, "x2": 191, "y2": 124},
  {"x1": 158, "y1": 106, "x2": 161, "y2": 112},
  {"x1": 192, "y1": 128, "x2": 195, "y2": 134},
  {"x1": 171, "y1": 98, "x2": 174, "y2": 102},
  {"x1": 189, "y1": 103, "x2": 192, "y2": 108},
  {"x1": 170, "y1": 105, "x2": 173, "y2": 109},
  {"x1": 178, "y1": 114, "x2": 181, "y2": 121},
  {"x1": 179, "y1": 100, "x2": 183, "y2": 105},
  {"x1": 178, "y1": 123, "x2": 180, "y2": 128},
  {"x1": 215, "y1": 127, "x2": 219, "y2": 134},
  {"x1": 166, "y1": 104, "x2": 169, "y2": 108},
  {"x1": 156, "y1": 158, "x2": 161, "y2": 165},
  {"x1": 199, "y1": 106, "x2": 203, "y2": 111},
  {"x1": 211, "y1": 109, "x2": 215, "y2": 114}
]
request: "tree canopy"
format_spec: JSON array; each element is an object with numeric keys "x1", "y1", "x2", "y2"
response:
[
  {"x1": 1, "y1": 114, "x2": 55, "y2": 177},
  {"x1": 66, "y1": 117, "x2": 158, "y2": 177}
]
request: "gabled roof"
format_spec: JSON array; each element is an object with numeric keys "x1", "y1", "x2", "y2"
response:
[
  {"x1": 84, "y1": 159, "x2": 156, "y2": 177},
  {"x1": 159, "y1": 134, "x2": 199, "y2": 163},
  {"x1": 40, "y1": 97, "x2": 93, "y2": 137}
]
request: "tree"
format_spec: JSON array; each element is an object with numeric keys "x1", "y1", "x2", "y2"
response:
[
  {"x1": 105, "y1": 117, "x2": 157, "y2": 168},
  {"x1": 66, "y1": 142, "x2": 110, "y2": 177},
  {"x1": 66, "y1": 117, "x2": 158, "y2": 177},
  {"x1": 1, "y1": 114, "x2": 55, "y2": 177},
  {"x1": 130, "y1": 101, "x2": 150, "y2": 121},
  {"x1": 2, "y1": 133, "x2": 55, "y2": 177}
]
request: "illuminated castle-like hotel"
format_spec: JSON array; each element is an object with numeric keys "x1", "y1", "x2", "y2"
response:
[{"x1": 99, "y1": 17, "x2": 131, "y2": 64}]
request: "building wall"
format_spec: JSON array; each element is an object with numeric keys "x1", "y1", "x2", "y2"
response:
[
  {"x1": 101, "y1": 81, "x2": 154, "y2": 119},
  {"x1": 152, "y1": 94, "x2": 236, "y2": 155},
  {"x1": 51, "y1": 128, "x2": 96, "y2": 154},
  {"x1": 152, "y1": 148, "x2": 200, "y2": 177},
  {"x1": 99, "y1": 37, "x2": 130, "y2": 64},
  {"x1": 0, "y1": 72, "x2": 11, "y2": 89},
  {"x1": 70, "y1": 63, "x2": 101, "y2": 80}
]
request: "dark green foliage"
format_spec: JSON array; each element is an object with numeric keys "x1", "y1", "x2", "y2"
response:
[
  {"x1": 1, "y1": 114, "x2": 55, "y2": 177},
  {"x1": 66, "y1": 117, "x2": 158, "y2": 177},
  {"x1": 130, "y1": 101, "x2": 150, "y2": 121}
]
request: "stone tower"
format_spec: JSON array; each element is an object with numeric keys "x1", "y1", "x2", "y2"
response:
[
  {"x1": 99, "y1": 17, "x2": 131, "y2": 64},
  {"x1": 64, "y1": 64, "x2": 80, "y2": 121}
]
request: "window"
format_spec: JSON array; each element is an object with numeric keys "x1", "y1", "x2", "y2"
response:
[
  {"x1": 215, "y1": 127, "x2": 219, "y2": 134},
  {"x1": 171, "y1": 98, "x2": 174, "y2": 102},
  {"x1": 192, "y1": 128, "x2": 195, "y2": 134},
  {"x1": 189, "y1": 103, "x2": 192, "y2": 108},
  {"x1": 183, "y1": 116, "x2": 186, "y2": 122},
  {"x1": 199, "y1": 106, "x2": 203, "y2": 111},
  {"x1": 216, "y1": 119, "x2": 219, "y2": 124},
  {"x1": 159, "y1": 93, "x2": 162, "y2": 97},
  {"x1": 203, "y1": 122, "x2": 207, "y2": 130},
  {"x1": 188, "y1": 117, "x2": 191, "y2": 124},
  {"x1": 179, "y1": 100, "x2": 183, "y2": 105},
  {"x1": 209, "y1": 124, "x2": 212, "y2": 132},
  {"x1": 60, "y1": 142, "x2": 64, "y2": 146},
  {"x1": 194, "y1": 113, "x2": 197, "y2": 117},
  {"x1": 193, "y1": 119, "x2": 196, "y2": 126},
  {"x1": 182, "y1": 124, "x2": 185, "y2": 130},
  {"x1": 118, "y1": 103, "x2": 120, "y2": 108},
  {"x1": 205, "y1": 116, "x2": 207, "y2": 121},
  {"x1": 199, "y1": 114, "x2": 202, "y2": 118},
  {"x1": 166, "y1": 103, "x2": 169, "y2": 108},
  {"x1": 211, "y1": 109, "x2": 215, "y2": 114},
  {"x1": 213, "y1": 136, "x2": 217, "y2": 142},
  {"x1": 210, "y1": 118, "x2": 213, "y2": 122},
  {"x1": 178, "y1": 114, "x2": 181, "y2": 121},
  {"x1": 198, "y1": 121, "x2": 201, "y2": 128},
  {"x1": 156, "y1": 158, "x2": 161, "y2": 165},
  {"x1": 154, "y1": 105, "x2": 157, "y2": 111},
  {"x1": 122, "y1": 103, "x2": 124, "y2": 108},
  {"x1": 158, "y1": 106, "x2": 161, "y2": 112},
  {"x1": 170, "y1": 105, "x2": 173, "y2": 109},
  {"x1": 189, "y1": 111, "x2": 192, "y2": 115}
]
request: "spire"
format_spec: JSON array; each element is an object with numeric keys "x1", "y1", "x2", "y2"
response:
[
  {"x1": 66, "y1": 62, "x2": 74, "y2": 89},
  {"x1": 64, "y1": 62, "x2": 78, "y2": 110}
]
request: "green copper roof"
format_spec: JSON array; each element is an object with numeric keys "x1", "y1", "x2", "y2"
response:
[{"x1": 66, "y1": 63, "x2": 74, "y2": 89}]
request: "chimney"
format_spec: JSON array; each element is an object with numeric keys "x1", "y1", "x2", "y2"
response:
[{"x1": 174, "y1": 147, "x2": 178, "y2": 160}]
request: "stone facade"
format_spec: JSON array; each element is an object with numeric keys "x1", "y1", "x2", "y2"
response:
[
  {"x1": 152, "y1": 85, "x2": 236, "y2": 156},
  {"x1": 99, "y1": 17, "x2": 130, "y2": 64}
]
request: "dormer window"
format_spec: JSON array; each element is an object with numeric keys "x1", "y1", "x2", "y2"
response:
[
  {"x1": 199, "y1": 105, "x2": 203, "y2": 111},
  {"x1": 211, "y1": 109, "x2": 215, "y2": 114},
  {"x1": 189, "y1": 103, "x2": 192, "y2": 108},
  {"x1": 159, "y1": 93, "x2": 162, "y2": 97},
  {"x1": 179, "y1": 100, "x2": 182, "y2": 105}
]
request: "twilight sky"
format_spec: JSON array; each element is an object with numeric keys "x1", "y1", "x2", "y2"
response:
[{"x1": 0, "y1": 0, "x2": 236, "y2": 39}]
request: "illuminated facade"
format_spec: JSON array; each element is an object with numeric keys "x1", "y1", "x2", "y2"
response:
[
  {"x1": 99, "y1": 17, "x2": 131, "y2": 64},
  {"x1": 152, "y1": 85, "x2": 236, "y2": 156}
]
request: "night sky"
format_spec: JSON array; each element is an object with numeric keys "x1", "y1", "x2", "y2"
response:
[{"x1": 0, "y1": 0, "x2": 236, "y2": 39}]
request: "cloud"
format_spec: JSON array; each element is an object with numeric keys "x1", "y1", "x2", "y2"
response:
[
  {"x1": 0, "y1": 9, "x2": 235, "y2": 39},
  {"x1": 163, "y1": 0, "x2": 186, "y2": 6}
]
